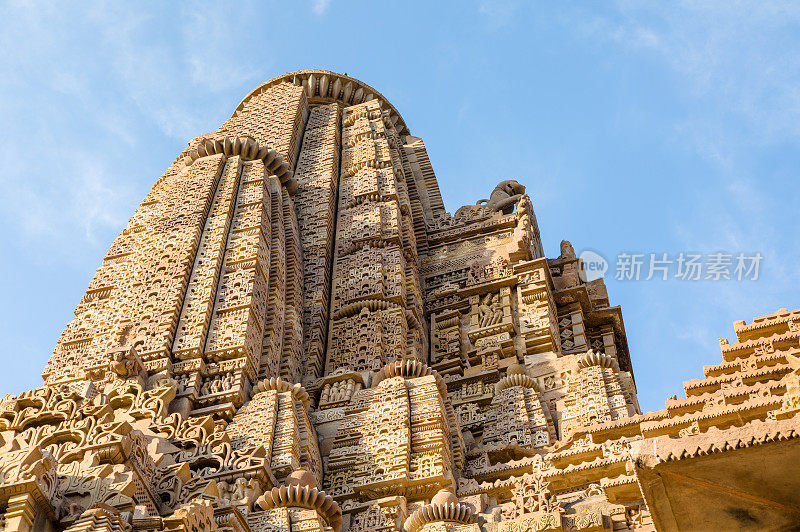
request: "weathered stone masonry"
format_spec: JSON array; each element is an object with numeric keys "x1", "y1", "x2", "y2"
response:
[{"x1": 3, "y1": 70, "x2": 799, "y2": 532}]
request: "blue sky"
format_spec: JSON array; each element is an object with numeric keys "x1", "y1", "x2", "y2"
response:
[{"x1": 0, "y1": 1, "x2": 798, "y2": 412}]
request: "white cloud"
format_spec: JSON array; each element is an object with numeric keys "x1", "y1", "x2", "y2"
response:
[
  {"x1": 0, "y1": 1, "x2": 287, "y2": 265},
  {"x1": 88, "y1": 6, "x2": 208, "y2": 140},
  {"x1": 478, "y1": 0, "x2": 517, "y2": 29},
  {"x1": 180, "y1": 7, "x2": 264, "y2": 92},
  {"x1": 571, "y1": 1, "x2": 800, "y2": 285},
  {"x1": 563, "y1": 2, "x2": 800, "y2": 409},
  {"x1": 312, "y1": 0, "x2": 331, "y2": 15},
  {"x1": 0, "y1": 143, "x2": 137, "y2": 258},
  {"x1": 573, "y1": 1, "x2": 800, "y2": 146}
]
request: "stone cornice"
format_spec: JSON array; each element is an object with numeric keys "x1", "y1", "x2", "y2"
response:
[
  {"x1": 253, "y1": 378, "x2": 311, "y2": 410},
  {"x1": 233, "y1": 69, "x2": 410, "y2": 136},
  {"x1": 184, "y1": 135, "x2": 297, "y2": 194},
  {"x1": 256, "y1": 484, "x2": 342, "y2": 531},
  {"x1": 577, "y1": 349, "x2": 620, "y2": 371},
  {"x1": 631, "y1": 416, "x2": 800, "y2": 467},
  {"x1": 373, "y1": 359, "x2": 447, "y2": 397}
]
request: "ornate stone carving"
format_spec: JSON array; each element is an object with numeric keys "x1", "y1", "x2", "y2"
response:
[
  {"x1": 3, "y1": 69, "x2": 797, "y2": 532},
  {"x1": 477, "y1": 179, "x2": 526, "y2": 214},
  {"x1": 403, "y1": 489, "x2": 474, "y2": 532}
]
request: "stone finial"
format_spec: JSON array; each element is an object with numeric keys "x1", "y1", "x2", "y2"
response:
[
  {"x1": 560, "y1": 240, "x2": 576, "y2": 259},
  {"x1": 496, "y1": 364, "x2": 539, "y2": 394},
  {"x1": 373, "y1": 359, "x2": 447, "y2": 397},
  {"x1": 577, "y1": 349, "x2": 619, "y2": 371},
  {"x1": 252, "y1": 377, "x2": 311, "y2": 410},
  {"x1": 285, "y1": 469, "x2": 318, "y2": 490},
  {"x1": 430, "y1": 488, "x2": 459, "y2": 506},
  {"x1": 403, "y1": 488, "x2": 475, "y2": 532},
  {"x1": 63, "y1": 504, "x2": 130, "y2": 532},
  {"x1": 256, "y1": 483, "x2": 342, "y2": 532},
  {"x1": 507, "y1": 363, "x2": 526, "y2": 376}
]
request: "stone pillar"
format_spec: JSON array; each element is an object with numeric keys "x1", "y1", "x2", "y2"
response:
[{"x1": 4, "y1": 493, "x2": 38, "y2": 532}]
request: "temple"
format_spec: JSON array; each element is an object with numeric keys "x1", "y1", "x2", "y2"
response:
[{"x1": 0, "y1": 70, "x2": 797, "y2": 532}]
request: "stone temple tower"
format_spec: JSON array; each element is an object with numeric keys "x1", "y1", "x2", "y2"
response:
[{"x1": 1, "y1": 70, "x2": 799, "y2": 532}]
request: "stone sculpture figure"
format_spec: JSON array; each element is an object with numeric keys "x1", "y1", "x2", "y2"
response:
[
  {"x1": 477, "y1": 179, "x2": 526, "y2": 214},
  {"x1": 478, "y1": 293, "x2": 503, "y2": 328}
]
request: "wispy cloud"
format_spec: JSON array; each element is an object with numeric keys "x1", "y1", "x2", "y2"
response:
[
  {"x1": 571, "y1": 1, "x2": 800, "y2": 285},
  {"x1": 478, "y1": 0, "x2": 518, "y2": 30},
  {"x1": 572, "y1": 1, "x2": 800, "y2": 147},
  {"x1": 0, "y1": 1, "x2": 275, "y2": 259},
  {"x1": 0, "y1": 145, "x2": 136, "y2": 250},
  {"x1": 312, "y1": 0, "x2": 331, "y2": 16},
  {"x1": 87, "y1": 4, "x2": 210, "y2": 140},
  {"x1": 562, "y1": 2, "x2": 800, "y2": 408},
  {"x1": 181, "y1": 6, "x2": 265, "y2": 92}
]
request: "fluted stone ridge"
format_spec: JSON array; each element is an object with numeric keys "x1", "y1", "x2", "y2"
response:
[{"x1": 256, "y1": 484, "x2": 342, "y2": 531}]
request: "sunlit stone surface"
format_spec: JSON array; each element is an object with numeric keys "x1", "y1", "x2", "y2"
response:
[{"x1": 2, "y1": 70, "x2": 798, "y2": 532}]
